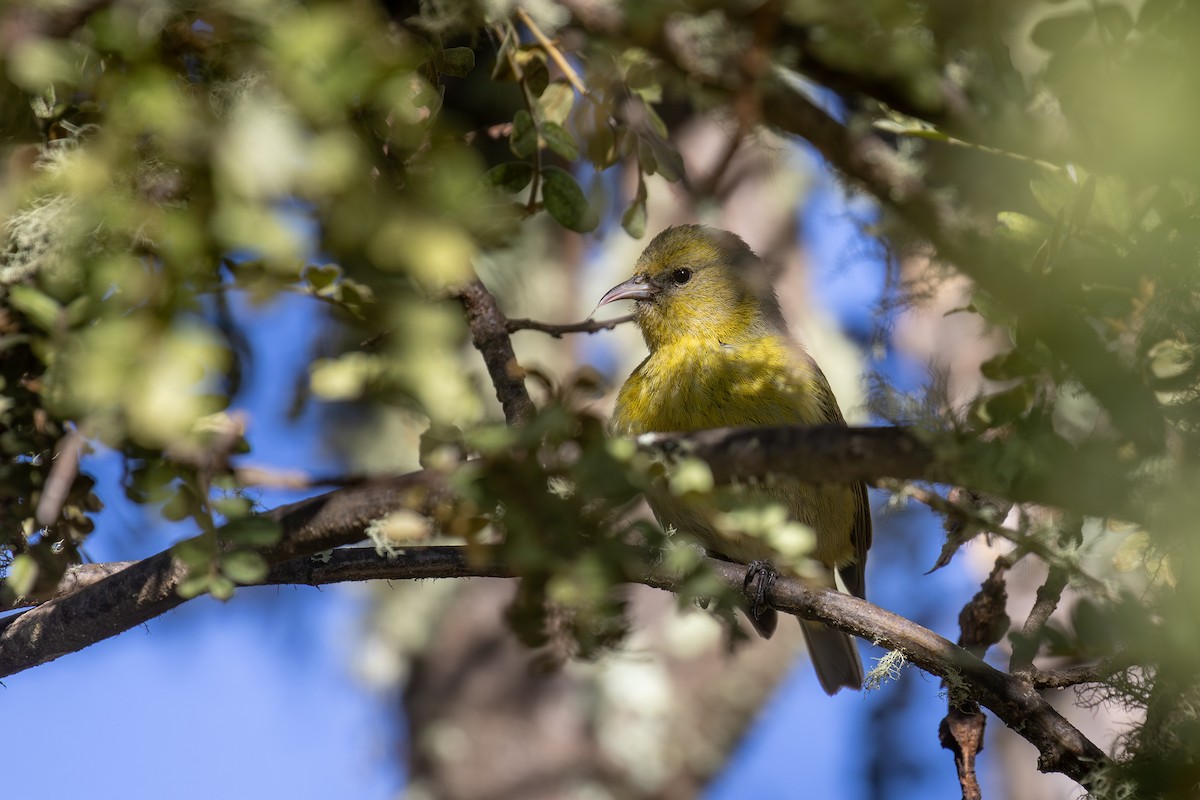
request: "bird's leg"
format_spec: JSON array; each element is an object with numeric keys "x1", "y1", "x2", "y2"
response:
[{"x1": 743, "y1": 560, "x2": 779, "y2": 622}]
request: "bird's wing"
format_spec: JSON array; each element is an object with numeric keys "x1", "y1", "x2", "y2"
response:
[
  {"x1": 838, "y1": 480, "x2": 871, "y2": 600},
  {"x1": 786, "y1": 342, "x2": 871, "y2": 600}
]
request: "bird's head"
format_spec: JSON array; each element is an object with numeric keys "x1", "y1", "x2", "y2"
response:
[{"x1": 598, "y1": 225, "x2": 785, "y2": 351}]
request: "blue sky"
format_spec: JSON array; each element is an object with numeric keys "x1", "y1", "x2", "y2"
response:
[{"x1": 5, "y1": 170, "x2": 1000, "y2": 800}]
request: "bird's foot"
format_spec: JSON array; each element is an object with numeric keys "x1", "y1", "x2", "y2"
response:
[{"x1": 743, "y1": 560, "x2": 779, "y2": 622}]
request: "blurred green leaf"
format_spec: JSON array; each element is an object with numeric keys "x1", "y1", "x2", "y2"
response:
[
  {"x1": 483, "y1": 161, "x2": 535, "y2": 193},
  {"x1": 440, "y1": 47, "x2": 475, "y2": 78},
  {"x1": 980, "y1": 350, "x2": 1038, "y2": 381},
  {"x1": 8, "y1": 286, "x2": 62, "y2": 333},
  {"x1": 542, "y1": 122, "x2": 580, "y2": 161},
  {"x1": 7, "y1": 554, "x2": 38, "y2": 597},
  {"x1": 996, "y1": 211, "x2": 1052, "y2": 245},
  {"x1": 1030, "y1": 11, "x2": 1094, "y2": 51},
  {"x1": 209, "y1": 576, "x2": 237, "y2": 601},
  {"x1": 221, "y1": 550, "x2": 269, "y2": 584},
  {"x1": 177, "y1": 574, "x2": 212, "y2": 600},
  {"x1": 541, "y1": 167, "x2": 598, "y2": 232},
  {"x1": 621, "y1": 196, "x2": 647, "y2": 238},
  {"x1": 223, "y1": 517, "x2": 283, "y2": 547},
  {"x1": 171, "y1": 536, "x2": 212, "y2": 568},
  {"x1": 510, "y1": 110, "x2": 537, "y2": 158},
  {"x1": 539, "y1": 80, "x2": 574, "y2": 125}
]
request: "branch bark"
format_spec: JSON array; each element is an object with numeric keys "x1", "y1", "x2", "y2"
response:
[
  {"x1": 0, "y1": 471, "x2": 452, "y2": 676},
  {"x1": 0, "y1": 423, "x2": 1141, "y2": 665},
  {"x1": 456, "y1": 279, "x2": 536, "y2": 426},
  {"x1": 2, "y1": 544, "x2": 1107, "y2": 786}
]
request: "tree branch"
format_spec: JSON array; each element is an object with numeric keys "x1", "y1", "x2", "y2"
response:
[
  {"x1": 0, "y1": 471, "x2": 452, "y2": 676},
  {"x1": 3, "y1": 544, "x2": 1107, "y2": 785},
  {"x1": 640, "y1": 425, "x2": 1138, "y2": 519},
  {"x1": 1032, "y1": 658, "x2": 1133, "y2": 691},
  {"x1": 1010, "y1": 565, "x2": 1070, "y2": 676},
  {"x1": 456, "y1": 279, "x2": 536, "y2": 426},
  {"x1": 0, "y1": 422, "x2": 1141, "y2": 669},
  {"x1": 506, "y1": 314, "x2": 634, "y2": 338}
]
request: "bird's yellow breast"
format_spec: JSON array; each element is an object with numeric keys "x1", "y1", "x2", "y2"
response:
[
  {"x1": 611, "y1": 334, "x2": 830, "y2": 435},
  {"x1": 610, "y1": 333, "x2": 856, "y2": 569}
]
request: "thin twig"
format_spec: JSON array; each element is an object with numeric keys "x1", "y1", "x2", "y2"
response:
[
  {"x1": 1032, "y1": 657, "x2": 1132, "y2": 690},
  {"x1": 506, "y1": 314, "x2": 633, "y2": 338},
  {"x1": 515, "y1": 7, "x2": 592, "y2": 101},
  {"x1": 1010, "y1": 565, "x2": 1070, "y2": 675},
  {"x1": 35, "y1": 430, "x2": 84, "y2": 527},
  {"x1": 888, "y1": 481, "x2": 1108, "y2": 594},
  {"x1": 455, "y1": 279, "x2": 536, "y2": 426}
]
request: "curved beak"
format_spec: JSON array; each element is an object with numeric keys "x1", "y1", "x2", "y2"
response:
[{"x1": 598, "y1": 274, "x2": 655, "y2": 306}]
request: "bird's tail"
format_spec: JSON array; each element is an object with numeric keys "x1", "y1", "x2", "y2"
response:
[{"x1": 800, "y1": 619, "x2": 863, "y2": 695}]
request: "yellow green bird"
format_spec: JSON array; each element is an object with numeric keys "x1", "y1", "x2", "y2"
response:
[{"x1": 599, "y1": 224, "x2": 871, "y2": 695}]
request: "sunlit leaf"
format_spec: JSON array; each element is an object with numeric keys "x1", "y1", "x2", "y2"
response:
[{"x1": 539, "y1": 80, "x2": 575, "y2": 125}]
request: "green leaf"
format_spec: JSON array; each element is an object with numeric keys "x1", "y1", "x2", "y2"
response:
[
  {"x1": 161, "y1": 487, "x2": 196, "y2": 522},
  {"x1": 1068, "y1": 174, "x2": 1097, "y2": 229},
  {"x1": 209, "y1": 576, "x2": 236, "y2": 601},
  {"x1": 7, "y1": 554, "x2": 38, "y2": 597},
  {"x1": 646, "y1": 136, "x2": 684, "y2": 182},
  {"x1": 1089, "y1": 175, "x2": 1133, "y2": 235},
  {"x1": 221, "y1": 550, "x2": 269, "y2": 584},
  {"x1": 970, "y1": 382, "x2": 1033, "y2": 428},
  {"x1": 64, "y1": 296, "x2": 92, "y2": 327},
  {"x1": 872, "y1": 119, "x2": 951, "y2": 141},
  {"x1": 643, "y1": 102, "x2": 669, "y2": 140},
  {"x1": 1147, "y1": 340, "x2": 1195, "y2": 381},
  {"x1": 524, "y1": 58, "x2": 550, "y2": 98},
  {"x1": 213, "y1": 495, "x2": 253, "y2": 519},
  {"x1": 440, "y1": 47, "x2": 475, "y2": 78},
  {"x1": 171, "y1": 536, "x2": 212, "y2": 568},
  {"x1": 1030, "y1": 171, "x2": 1077, "y2": 218},
  {"x1": 510, "y1": 110, "x2": 537, "y2": 158},
  {"x1": 636, "y1": 135, "x2": 657, "y2": 175},
  {"x1": 980, "y1": 350, "x2": 1038, "y2": 381},
  {"x1": 483, "y1": 161, "x2": 535, "y2": 193},
  {"x1": 586, "y1": 119, "x2": 616, "y2": 169},
  {"x1": 8, "y1": 286, "x2": 62, "y2": 333},
  {"x1": 305, "y1": 264, "x2": 340, "y2": 292},
  {"x1": 1030, "y1": 11, "x2": 1094, "y2": 51},
  {"x1": 538, "y1": 80, "x2": 574, "y2": 125},
  {"x1": 1113, "y1": 531, "x2": 1150, "y2": 572},
  {"x1": 541, "y1": 167, "x2": 598, "y2": 232},
  {"x1": 177, "y1": 574, "x2": 212, "y2": 599},
  {"x1": 541, "y1": 122, "x2": 580, "y2": 161},
  {"x1": 621, "y1": 196, "x2": 646, "y2": 238},
  {"x1": 996, "y1": 211, "x2": 1051, "y2": 245},
  {"x1": 223, "y1": 517, "x2": 282, "y2": 547}
]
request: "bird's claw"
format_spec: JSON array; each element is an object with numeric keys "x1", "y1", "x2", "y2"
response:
[{"x1": 743, "y1": 560, "x2": 778, "y2": 621}]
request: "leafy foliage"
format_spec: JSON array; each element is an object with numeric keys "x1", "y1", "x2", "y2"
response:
[{"x1": 4, "y1": 0, "x2": 1200, "y2": 794}]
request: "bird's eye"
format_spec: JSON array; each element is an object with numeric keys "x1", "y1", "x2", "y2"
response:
[{"x1": 671, "y1": 268, "x2": 692, "y2": 285}]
